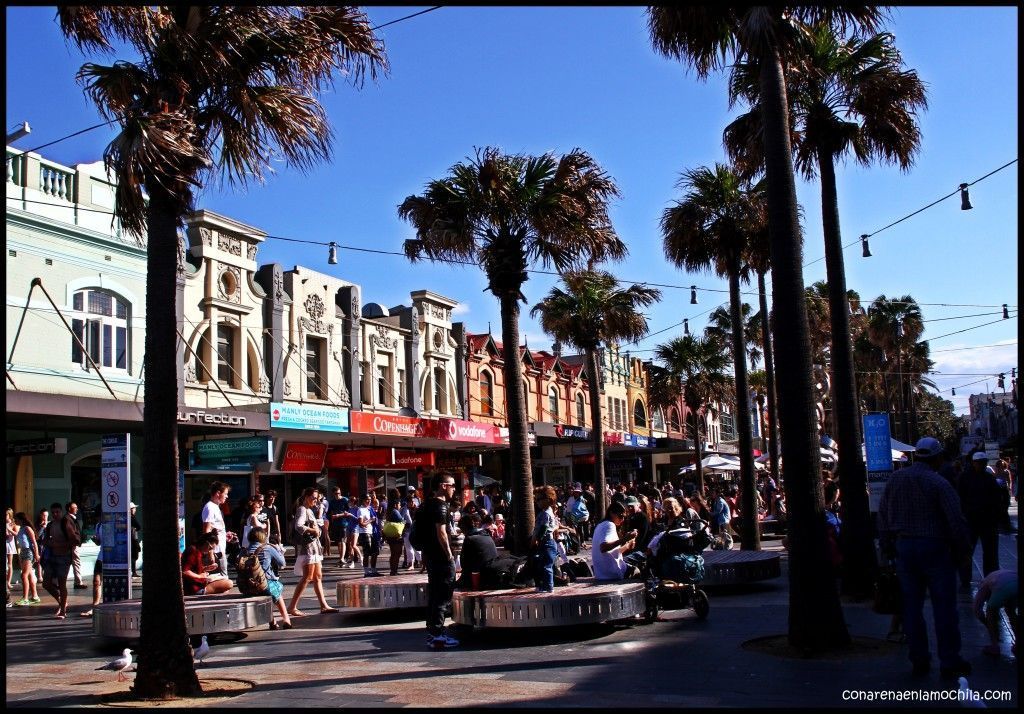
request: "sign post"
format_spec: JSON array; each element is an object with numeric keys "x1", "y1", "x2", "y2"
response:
[
  {"x1": 101, "y1": 434, "x2": 132, "y2": 601},
  {"x1": 863, "y1": 413, "x2": 894, "y2": 513}
]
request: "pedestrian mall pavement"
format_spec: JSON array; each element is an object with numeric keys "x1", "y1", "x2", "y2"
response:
[{"x1": 6, "y1": 508, "x2": 1018, "y2": 708}]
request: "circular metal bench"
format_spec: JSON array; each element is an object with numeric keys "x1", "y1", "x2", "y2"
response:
[
  {"x1": 700, "y1": 550, "x2": 781, "y2": 586},
  {"x1": 93, "y1": 595, "x2": 272, "y2": 639},
  {"x1": 337, "y1": 572, "x2": 429, "y2": 609},
  {"x1": 452, "y1": 579, "x2": 645, "y2": 628}
]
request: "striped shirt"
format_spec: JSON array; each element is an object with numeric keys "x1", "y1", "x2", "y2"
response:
[{"x1": 878, "y1": 461, "x2": 970, "y2": 550}]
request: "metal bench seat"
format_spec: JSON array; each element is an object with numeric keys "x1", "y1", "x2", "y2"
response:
[
  {"x1": 93, "y1": 594, "x2": 272, "y2": 639},
  {"x1": 452, "y1": 579, "x2": 645, "y2": 628},
  {"x1": 337, "y1": 572, "x2": 429, "y2": 609}
]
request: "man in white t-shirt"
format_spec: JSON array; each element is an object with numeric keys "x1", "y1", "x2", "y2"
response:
[
  {"x1": 201, "y1": 481, "x2": 231, "y2": 575},
  {"x1": 591, "y1": 501, "x2": 639, "y2": 581}
]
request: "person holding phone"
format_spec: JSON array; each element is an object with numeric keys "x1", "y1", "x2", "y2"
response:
[{"x1": 591, "y1": 501, "x2": 640, "y2": 581}]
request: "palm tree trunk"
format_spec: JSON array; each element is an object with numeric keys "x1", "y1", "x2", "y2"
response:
[
  {"x1": 688, "y1": 399, "x2": 704, "y2": 495},
  {"x1": 134, "y1": 185, "x2": 201, "y2": 698},
  {"x1": 587, "y1": 347, "x2": 607, "y2": 519},
  {"x1": 498, "y1": 291, "x2": 535, "y2": 556},
  {"x1": 759, "y1": 270, "x2": 781, "y2": 480},
  {"x1": 759, "y1": 43, "x2": 849, "y2": 650},
  {"x1": 729, "y1": 269, "x2": 759, "y2": 551},
  {"x1": 818, "y1": 151, "x2": 876, "y2": 598}
]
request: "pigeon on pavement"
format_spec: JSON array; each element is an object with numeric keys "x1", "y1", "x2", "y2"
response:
[
  {"x1": 193, "y1": 635, "x2": 211, "y2": 665},
  {"x1": 97, "y1": 648, "x2": 133, "y2": 682}
]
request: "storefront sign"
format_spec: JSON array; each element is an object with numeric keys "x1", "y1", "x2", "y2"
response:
[
  {"x1": 101, "y1": 433, "x2": 131, "y2": 602},
  {"x1": 279, "y1": 442, "x2": 329, "y2": 472},
  {"x1": 572, "y1": 454, "x2": 596, "y2": 465},
  {"x1": 392, "y1": 451, "x2": 436, "y2": 468},
  {"x1": 6, "y1": 437, "x2": 68, "y2": 457},
  {"x1": 177, "y1": 407, "x2": 268, "y2": 430},
  {"x1": 349, "y1": 411, "x2": 441, "y2": 438},
  {"x1": 325, "y1": 448, "x2": 396, "y2": 468},
  {"x1": 604, "y1": 431, "x2": 626, "y2": 446},
  {"x1": 622, "y1": 433, "x2": 656, "y2": 448},
  {"x1": 440, "y1": 418, "x2": 500, "y2": 444},
  {"x1": 498, "y1": 426, "x2": 537, "y2": 446},
  {"x1": 863, "y1": 413, "x2": 893, "y2": 473},
  {"x1": 194, "y1": 437, "x2": 273, "y2": 466},
  {"x1": 435, "y1": 452, "x2": 482, "y2": 469},
  {"x1": 270, "y1": 402, "x2": 349, "y2": 432},
  {"x1": 555, "y1": 425, "x2": 591, "y2": 440}
]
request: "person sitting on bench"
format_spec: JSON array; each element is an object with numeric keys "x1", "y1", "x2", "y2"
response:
[
  {"x1": 455, "y1": 513, "x2": 498, "y2": 589},
  {"x1": 591, "y1": 501, "x2": 640, "y2": 581}
]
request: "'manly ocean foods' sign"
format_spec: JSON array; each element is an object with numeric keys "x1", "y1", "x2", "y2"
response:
[
  {"x1": 270, "y1": 403, "x2": 350, "y2": 432},
  {"x1": 194, "y1": 437, "x2": 273, "y2": 466}
]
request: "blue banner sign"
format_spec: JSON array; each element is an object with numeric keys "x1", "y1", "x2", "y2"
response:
[
  {"x1": 863, "y1": 413, "x2": 894, "y2": 473},
  {"x1": 101, "y1": 433, "x2": 132, "y2": 601}
]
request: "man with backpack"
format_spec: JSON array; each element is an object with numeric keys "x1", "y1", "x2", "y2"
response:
[{"x1": 412, "y1": 473, "x2": 460, "y2": 649}]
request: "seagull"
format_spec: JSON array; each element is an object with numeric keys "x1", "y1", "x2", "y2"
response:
[
  {"x1": 958, "y1": 677, "x2": 987, "y2": 708},
  {"x1": 193, "y1": 635, "x2": 211, "y2": 665},
  {"x1": 97, "y1": 648, "x2": 133, "y2": 682}
]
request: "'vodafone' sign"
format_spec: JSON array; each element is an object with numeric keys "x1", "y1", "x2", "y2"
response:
[{"x1": 439, "y1": 418, "x2": 499, "y2": 444}]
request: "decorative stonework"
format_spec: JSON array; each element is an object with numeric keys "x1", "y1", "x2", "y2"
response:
[
  {"x1": 247, "y1": 243, "x2": 258, "y2": 260},
  {"x1": 218, "y1": 234, "x2": 242, "y2": 257},
  {"x1": 176, "y1": 231, "x2": 187, "y2": 275},
  {"x1": 302, "y1": 294, "x2": 326, "y2": 334},
  {"x1": 429, "y1": 304, "x2": 451, "y2": 321},
  {"x1": 370, "y1": 325, "x2": 398, "y2": 351},
  {"x1": 258, "y1": 376, "x2": 270, "y2": 395},
  {"x1": 331, "y1": 347, "x2": 351, "y2": 407},
  {"x1": 184, "y1": 364, "x2": 198, "y2": 383},
  {"x1": 283, "y1": 377, "x2": 292, "y2": 397},
  {"x1": 273, "y1": 271, "x2": 284, "y2": 301},
  {"x1": 199, "y1": 227, "x2": 214, "y2": 247}
]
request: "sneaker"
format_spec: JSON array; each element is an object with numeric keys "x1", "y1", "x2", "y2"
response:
[
  {"x1": 14, "y1": 598, "x2": 32, "y2": 606},
  {"x1": 73, "y1": 583, "x2": 88, "y2": 590},
  {"x1": 428, "y1": 632, "x2": 460, "y2": 649},
  {"x1": 940, "y1": 659, "x2": 972, "y2": 681},
  {"x1": 29, "y1": 596, "x2": 41, "y2": 603}
]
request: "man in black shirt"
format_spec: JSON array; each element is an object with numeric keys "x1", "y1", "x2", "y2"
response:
[
  {"x1": 456, "y1": 513, "x2": 498, "y2": 589},
  {"x1": 419, "y1": 473, "x2": 458, "y2": 648},
  {"x1": 262, "y1": 490, "x2": 281, "y2": 544}
]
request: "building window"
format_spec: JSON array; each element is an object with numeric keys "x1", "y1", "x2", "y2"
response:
[
  {"x1": 634, "y1": 399, "x2": 646, "y2": 429},
  {"x1": 480, "y1": 371, "x2": 494, "y2": 416},
  {"x1": 397, "y1": 368, "x2": 406, "y2": 407},
  {"x1": 548, "y1": 387, "x2": 559, "y2": 424},
  {"x1": 377, "y1": 364, "x2": 389, "y2": 406},
  {"x1": 576, "y1": 393, "x2": 585, "y2": 427},
  {"x1": 434, "y1": 366, "x2": 446, "y2": 414},
  {"x1": 305, "y1": 336, "x2": 325, "y2": 399},
  {"x1": 70, "y1": 288, "x2": 130, "y2": 372},
  {"x1": 720, "y1": 411, "x2": 736, "y2": 441},
  {"x1": 652, "y1": 408, "x2": 665, "y2": 431},
  {"x1": 669, "y1": 408, "x2": 680, "y2": 433},
  {"x1": 607, "y1": 396, "x2": 613, "y2": 430},
  {"x1": 218, "y1": 325, "x2": 237, "y2": 385}
]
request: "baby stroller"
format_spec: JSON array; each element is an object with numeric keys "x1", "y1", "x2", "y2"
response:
[{"x1": 640, "y1": 519, "x2": 712, "y2": 622}]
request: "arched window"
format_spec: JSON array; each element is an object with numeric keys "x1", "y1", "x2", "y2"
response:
[
  {"x1": 652, "y1": 407, "x2": 665, "y2": 431},
  {"x1": 434, "y1": 366, "x2": 446, "y2": 414},
  {"x1": 633, "y1": 399, "x2": 647, "y2": 429},
  {"x1": 548, "y1": 386, "x2": 560, "y2": 424},
  {"x1": 669, "y1": 408, "x2": 680, "y2": 433},
  {"x1": 575, "y1": 393, "x2": 586, "y2": 427},
  {"x1": 480, "y1": 370, "x2": 494, "y2": 416},
  {"x1": 71, "y1": 288, "x2": 130, "y2": 372}
]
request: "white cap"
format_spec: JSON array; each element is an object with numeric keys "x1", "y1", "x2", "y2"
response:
[
  {"x1": 914, "y1": 437, "x2": 943, "y2": 458},
  {"x1": 972, "y1": 451, "x2": 989, "y2": 461},
  {"x1": 129, "y1": 502, "x2": 138, "y2": 509}
]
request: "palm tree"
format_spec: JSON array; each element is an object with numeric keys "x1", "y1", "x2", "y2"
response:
[
  {"x1": 59, "y1": 6, "x2": 386, "y2": 696},
  {"x1": 531, "y1": 270, "x2": 661, "y2": 518},
  {"x1": 661, "y1": 163, "x2": 762, "y2": 551},
  {"x1": 746, "y1": 227, "x2": 781, "y2": 482},
  {"x1": 725, "y1": 25, "x2": 927, "y2": 597},
  {"x1": 867, "y1": 295, "x2": 924, "y2": 444},
  {"x1": 749, "y1": 369, "x2": 769, "y2": 453},
  {"x1": 653, "y1": 335, "x2": 733, "y2": 495},
  {"x1": 648, "y1": 5, "x2": 886, "y2": 650},
  {"x1": 398, "y1": 148, "x2": 627, "y2": 554},
  {"x1": 706, "y1": 303, "x2": 762, "y2": 370}
]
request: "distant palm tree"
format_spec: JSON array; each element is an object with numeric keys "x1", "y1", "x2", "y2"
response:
[
  {"x1": 867, "y1": 295, "x2": 924, "y2": 444},
  {"x1": 59, "y1": 6, "x2": 386, "y2": 697},
  {"x1": 648, "y1": 5, "x2": 885, "y2": 650},
  {"x1": 725, "y1": 25, "x2": 927, "y2": 597},
  {"x1": 749, "y1": 369, "x2": 769, "y2": 453},
  {"x1": 705, "y1": 303, "x2": 762, "y2": 370},
  {"x1": 661, "y1": 163, "x2": 762, "y2": 550},
  {"x1": 531, "y1": 270, "x2": 661, "y2": 517},
  {"x1": 653, "y1": 335, "x2": 733, "y2": 495},
  {"x1": 398, "y1": 148, "x2": 627, "y2": 554}
]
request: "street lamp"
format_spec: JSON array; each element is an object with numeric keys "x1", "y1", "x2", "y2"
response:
[{"x1": 895, "y1": 322, "x2": 908, "y2": 444}]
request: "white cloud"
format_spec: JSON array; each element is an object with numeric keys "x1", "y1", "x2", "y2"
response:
[
  {"x1": 928, "y1": 340, "x2": 1017, "y2": 415},
  {"x1": 451, "y1": 302, "x2": 471, "y2": 316}
]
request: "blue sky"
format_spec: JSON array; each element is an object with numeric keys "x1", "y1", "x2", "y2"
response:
[{"x1": 6, "y1": 6, "x2": 1018, "y2": 416}]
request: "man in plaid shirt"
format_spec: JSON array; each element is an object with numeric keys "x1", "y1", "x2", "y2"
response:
[{"x1": 878, "y1": 436, "x2": 972, "y2": 681}]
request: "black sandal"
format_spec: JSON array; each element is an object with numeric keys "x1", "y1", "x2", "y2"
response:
[{"x1": 269, "y1": 621, "x2": 280, "y2": 630}]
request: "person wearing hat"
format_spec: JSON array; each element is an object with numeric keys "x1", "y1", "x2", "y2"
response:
[
  {"x1": 957, "y1": 451, "x2": 1004, "y2": 582},
  {"x1": 624, "y1": 495, "x2": 650, "y2": 551},
  {"x1": 129, "y1": 503, "x2": 142, "y2": 578},
  {"x1": 879, "y1": 436, "x2": 972, "y2": 680}
]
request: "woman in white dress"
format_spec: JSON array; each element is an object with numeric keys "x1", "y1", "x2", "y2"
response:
[{"x1": 287, "y1": 487, "x2": 338, "y2": 617}]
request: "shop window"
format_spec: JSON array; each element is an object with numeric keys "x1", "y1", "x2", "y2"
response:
[{"x1": 70, "y1": 288, "x2": 130, "y2": 372}]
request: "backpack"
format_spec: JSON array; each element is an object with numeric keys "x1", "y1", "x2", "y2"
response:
[
  {"x1": 236, "y1": 546, "x2": 269, "y2": 596},
  {"x1": 568, "y1": 498, "x2": 589, "y2": 524},
  {"x1": 481, "y1": 554, "x2": 531, "y2": 589}
]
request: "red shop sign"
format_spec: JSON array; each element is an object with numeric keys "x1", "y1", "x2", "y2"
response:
[
  {"x1": 350, "y1": 412, "x2": 443, "y2": 439},
  {"x1": 391, "y1": 451, "x2": 436, "y2": 468},
  {"x1": 572, "y1": 454, "x2": 596, "y2": 465},
  {"x1": 439, "y1": 418, "x2": 500, "y2": 444},
  {"x1": 279, "y1": 442, "x2": 328, "y2": 472},
  {"x1": 325, "y1": 448, "x2": 395, "y2": 468}
]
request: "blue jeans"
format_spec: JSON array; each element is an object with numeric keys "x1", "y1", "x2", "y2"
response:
[
  {"x1": 533, "y1": 538, "x2": 557, "y2": 592},
  {"x1": 424, "y1": 554, "x2": 456, "y2": 636},
  {"x1": 895, "y1": 537, "x2": 962, "y2": 669}
]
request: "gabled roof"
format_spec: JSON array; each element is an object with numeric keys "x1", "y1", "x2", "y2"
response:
[{"x1": 467, "y1": 332, "x2": 501, "y2": 357}]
